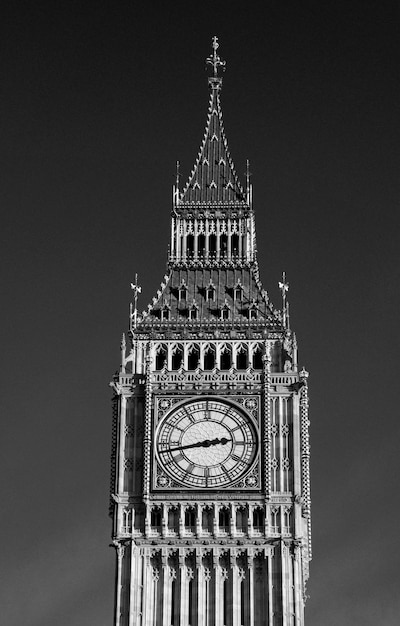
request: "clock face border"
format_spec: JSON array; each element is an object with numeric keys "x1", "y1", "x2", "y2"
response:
[{"x1": 152, "y1": 395, "x2": 261, "y2": 491}]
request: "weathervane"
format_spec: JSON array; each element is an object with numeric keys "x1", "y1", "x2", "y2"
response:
[
  {"x1": 130, "y1": 273, "x2": 142, "y2": 331},
  {"x1": 278, "y1": 271, "x2": 289, "y2": 328},
  {"x1": 206, "y1": 36, "x2": 226, "y2": 85}
]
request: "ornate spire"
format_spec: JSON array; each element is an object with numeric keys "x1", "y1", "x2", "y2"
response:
[
  {"x1": 206, "y1": 36, "x2": 226, "y2": 90},
  {"x1": 179, "y1": 38, "x2": 246, "y2": 205}
]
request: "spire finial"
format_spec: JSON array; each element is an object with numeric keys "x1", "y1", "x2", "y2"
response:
[
  {"x1": 130, "y1": 274, "x2": 142, "y2": 331},
  {"x1": 206, "y1": 36, "x2": 226, "y2": 89},
  {"x1": 278, "y1": 271, "x2": 290, "y2": 328}
]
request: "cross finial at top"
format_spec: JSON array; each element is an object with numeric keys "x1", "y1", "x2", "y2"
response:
[{"x1": 206, "y1": 36, "x2": 226, "y2": 78}]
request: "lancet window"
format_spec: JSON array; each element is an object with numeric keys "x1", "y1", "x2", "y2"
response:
[
  {"x1": 220, "y1": 344, "x2": 232, "y2": 370},
  {"x1": 253, "y1": 506, "x2": 265, "y2": 530},
  {"x1": 236, "y1": 344, "x2": 248, "y2": 370},
  {"x1": 187, "y1": 344, "x2": 200, "y2": 370},
  {"x1": 206, "y1": 284, "x2": 215, "y2": 300},
  {"x1": 231, "y1": 232, "x2": 239, "y2": 255},
  {"x1": 209, "y1": 233, "x2": 217, "y2": 255},
  {"x1": 203, "y1": 344, "x2": 216, "y2": 370},
  {"x1": 236, "y1": 506, "x2": 247, "y2": 532},
  {"x1": 171, "y1": 344, "x2": 183, "y2": 370},
  {"x1": 155, "y1": 345, "x2": 167, "y2": 370},
  {"x1": 185, "y1": 507, "x2": 196, "y2": 530},
  {"x1": 252, "y1": 344, "x2": 263, "y2": 369},
  {"x1": 234, "y1": 283, "x2": 243, "y2": 301},
  {"x1": 151, "y1": 507, "x2": 162, "y2": 529},
  {"x1": 219, "y1": 507, "x2": 230, "y2": 531},
  {"x1": 160, "y1": 306, "x2": 170, "y2": 322},
  {"x1": 186, "y1": 233, "x2": 194, "y2": 256},
  {"x1": 220, "y1": 233, "x2": 228, "y2": 256},
  {"x1": 189, "y1": 304, "x2": 198, "y2": 321},
  {"x1": 221, "y1": 304, "x2": 230, "y2": 321},
  {"x1": 178, "y1": 283, "x2": 188, "y2": 301}
]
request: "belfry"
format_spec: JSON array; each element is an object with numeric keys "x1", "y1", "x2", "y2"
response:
[{"x1": 110, "y1": 37, "x2": 311, "y2": 626}]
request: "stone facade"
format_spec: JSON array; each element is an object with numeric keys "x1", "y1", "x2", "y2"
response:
[{"x1": 109, "y1": 38, "x2": 311, "y2": 626}]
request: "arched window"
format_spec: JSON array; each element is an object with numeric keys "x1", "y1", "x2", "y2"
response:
[
  {"x1": 198, "y1": 233, "x2": 206, "y2": 255},
  {"x1": 220, "y1": 233, "x2": 228, "y2": 256},
  {"x1": 178, "y1": 285, "x2": 187, "y2": 301},
  {"x1": 206, "y1": 285, "x2": 215, "y2": 301},
  {"x1": 231, "y1": 233, "x2": 239, "y2": 255},
  {"x1": 221, "y1": 305, "x2": 230, "y2": 321},
  {"x1": 204, "y1": 345, "x2": 216, "y2": 370},
  {"x1": 155, "y1": 345, "x2": 167, "y2": 370},
  {"x1": 151, "y1": 507, "x2": 162, "y2": 528},
  {"x1": 171, "y1": 344, "x2": 183, "y2": 370},
  {"x1": 234, "y1": 285, "x2": 242, "y2": 301},
  {"x1": 253, "y1": 507, "x2": 264, "y2": 529},
  {"x1": 236, "y1": 507, "x2": 247, "y2": 531},
  {"x1": 187, "y1": 344, "x2": 200, "y2": 370},
  {"x1": 185, "y1": 507, "x2": 196, "y2": 528},
  {"x1": 209, "y1": 233, "x2": 217, "y2": 255},
  {"x1": 220, "y1": 345, "x2": 232, "y2": 370},
  {"x1": 252, "y1": 344, "x2": 263, "y2": 369},
  {"x1": 189, "y1": 306, "x2": 198, "y2": 321},
  {"x1": 249, "y1": 307, "x2": 257, "y2": 320},
  {"x1": 236, "y1": 345, "x2": 248, "y2": 370},
  {"x1": 219, "y1": 507, "x2": 230, "y2": 529},
  {"x1": 161, "y1": 307, "x2": 170, "y2": 322},
  {"x1": 187, "y1": 234, "x2": 194, "y2": 256}
]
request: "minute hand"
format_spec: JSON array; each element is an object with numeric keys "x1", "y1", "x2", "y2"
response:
[{"x1": 167, "y1": 437, "x2": 231, "y2": 452}]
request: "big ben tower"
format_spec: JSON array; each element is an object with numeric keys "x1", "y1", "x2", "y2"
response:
[{"x1": 110, "y1": 38, "x2": 311, "y2": 626}]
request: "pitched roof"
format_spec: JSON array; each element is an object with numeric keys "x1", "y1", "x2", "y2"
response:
[
  {"x1": 179, "y1": 85, "x2": 247, "y2": 205},
  {"x1": 138, "y1": 266, "x2": 282, "y2": 332}
]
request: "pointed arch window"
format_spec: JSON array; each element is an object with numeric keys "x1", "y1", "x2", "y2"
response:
[
  {"x1": 220, "y1": 344, "x2": 232, "y2": 370},
  {"x1": 189, "y1": 305, "x2": 198, "y2": 321},
  {"x1": 178, "y1": 283, "x2": 188, "y2": 301},
  {"x1": 253, "y1": 507, "x2": 265, "y2": 530},
  {"x1": 236, "y1": 344, "x2": 248, "y2": 370},
  {"x1": 187, "y1": 344, "x2": 200, "y2": 371},
  {"x1": 160, "y1": 307, "x2": 170, "y2": 322},
  {"x1": 219, "y1": 507, "x2": 230, "y2": 531},
  {"x1": 249, "y1": 305, "x2": 257, "y2": 320},
  {"x1": 206, "y1": 284, "x2": 215, "y2": 301},
  {"x1": 234, "y1": 282, "x2": 243, "y2": 301},
  {"x1": 187, "y1": 233, "x2": 194, "y2": 256},
  {"x1": 171, "y1": 344, "x2": 183, "y2": 370},
  {"x1": 209, "y1": 233, "x2": 217, "y2": 255},
  {"x1": 155, "y1": 344, "x2": 167, "y2": 371},
  {"x1": 252, "y1": 344, "x2": 263, "y2": 369},
  {"x1": 203, "y1": 344, "x2": 216, "y2": 370},
  {"x1": 198, "y1": 233, "x2": 206, "y2": 255},
  {"x1": 231, "y1": 233, "x2": 239, "y2": 256},
  {"x1": 220, "y1": 233, "x2": 228, "y2": 256},
  {"x1": 151, "y1": 507, "x2": 162, "y2": 528},
  {"x1": 185, "y1": 507, "x2": 196, "y2": 529},
  {"x1": 221, "y1": 304, "x2": 230, "y2": 321}
]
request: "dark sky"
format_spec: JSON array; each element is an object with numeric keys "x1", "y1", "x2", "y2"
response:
[{"x1": 1, "y1": 1, "x2": 399, "y2": 624}]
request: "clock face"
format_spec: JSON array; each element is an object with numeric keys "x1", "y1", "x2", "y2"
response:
[{"x1": 156, "y1": 398, "x2": 258, "y2": 488}]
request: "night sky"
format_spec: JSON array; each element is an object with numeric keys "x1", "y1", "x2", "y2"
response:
[{"x1": 1, "y1": 2, "x2": 399, "y2": 624}]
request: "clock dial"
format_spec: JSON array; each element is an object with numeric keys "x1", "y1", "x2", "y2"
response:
[{"x1": 156, "y1": 398, "x2": 257, "y2": 488}]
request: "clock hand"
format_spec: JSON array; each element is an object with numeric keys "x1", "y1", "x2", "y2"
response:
[{"x1": 161, "y1": 437, "x2": 231, "y2": 453}]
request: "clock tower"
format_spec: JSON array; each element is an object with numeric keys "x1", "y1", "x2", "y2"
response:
[{"x1": 110, "y1": 38, "x2": 311, "y2": 626}]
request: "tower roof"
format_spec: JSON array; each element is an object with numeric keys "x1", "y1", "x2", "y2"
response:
[{"x1": 179, "y1": 39, "x2": 247, "y2": 206}]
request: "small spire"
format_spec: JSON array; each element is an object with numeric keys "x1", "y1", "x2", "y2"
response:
[
  {"x1": 245, "y1": 159, "x2": 252, "y2": 204},
  {"x1": 130, "y1": 274, "x2": 142, "y2": 331},
  {"x1": 206, "y1": 36, "x2": 226, "y2": 89},
  {"x1": 278, "y1": 271, "x2": 289, "y2": 328}
]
